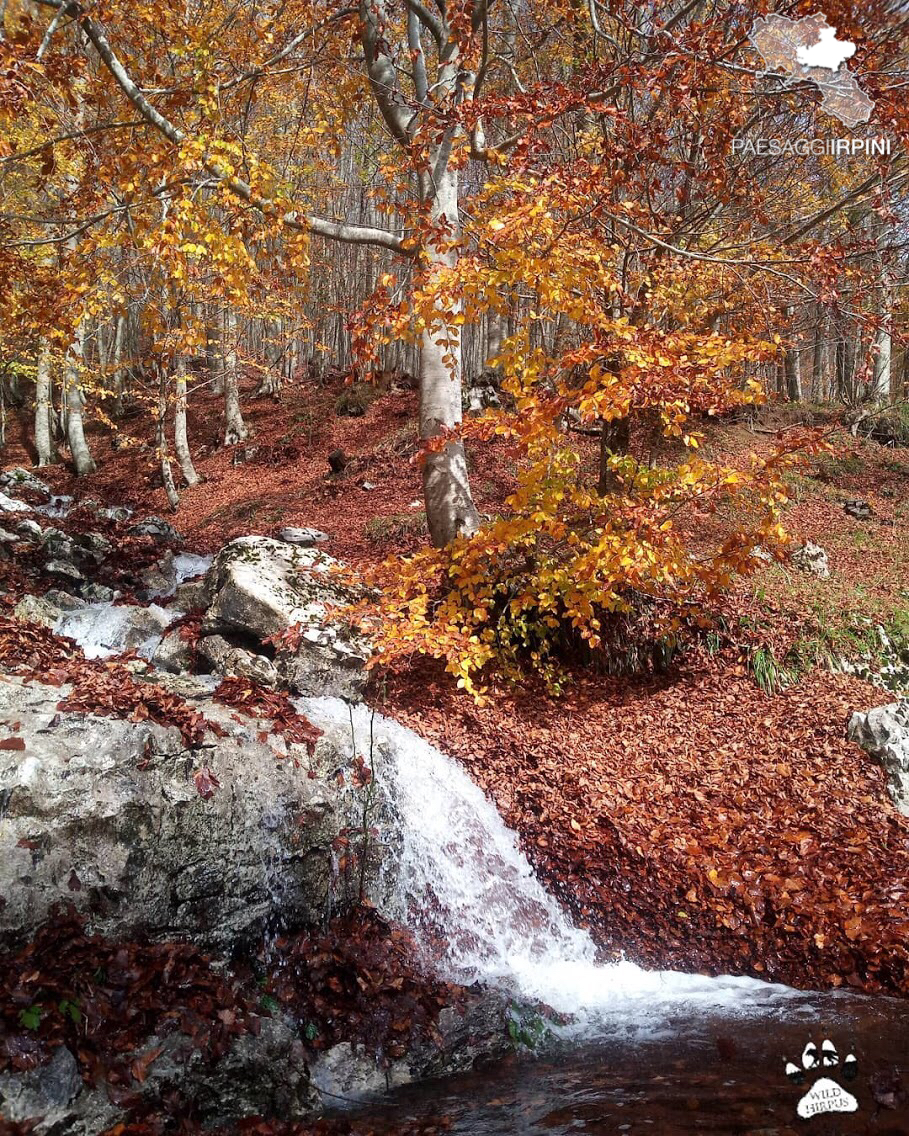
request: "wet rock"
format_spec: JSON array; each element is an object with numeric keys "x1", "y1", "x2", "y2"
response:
[
  {"x1": 74, "y1": 531, "x2": 113, "y2": 562},
  {"x1": 0, "y1": 491, "x2": 30, "y2": 514},
  {"x1": 171, "y1": 578, "x2": 207, "y2": 612},
  {"x1": 277, "y1": 527, "x2": 330, "y2": 547},
  {"x1": 95, "y1": 504, "x2": 133, "y2": 522},
  {"x1": 81, "y1": 582, "x2": 117, "y2": 603},
  {"x1": 127, "y1": 516, "x2": 183, "y2": 544},
  {"x1": 790, "y1": 541, "x2": 829, "y2": 579},
  {"x1": 197, "y1": 634, "x2": 279, "y2": 687},
  {"x1": 139, "y1": 550, "x2": 177, "y2": 599},
  {"x1": 16, "y1": 518, "x2": 44, "y2": 542},
  {"x1": 0, "y1": 467, "x2": 51, "y2": 499},
  {"x1": 308, "y1": 992, "x2": 511, "y2": 1106},
  {"x1": 844, "y1": 498, "x2": 872, "y2": 521},
  {"x1": 0, "y1": 675, "x2": 354, "y2": 949},
  {"x1": 139, "y1": 1016, "x2": 319, "y2": 1125},
  {"x1": 0, "y1": 1019, "x2": 319, "y2": 1134},
  {"x1": 44, "y1": 589, "x2": 86, "y2": 612},
  {"x1": 13, "y1": 594, "x2": 64, "y2": 629},
  {"x1": 848, "y1": 701, "x2": 909, "y2": 814},
  {"x1": 0, "y1": 1046, "x2": 84, "y2": 1132},
  {"x1": 151, "y1": 625, "x2": 195, "y2": 674},
  {"x1": 44, "y1": 559, "x2": 84, "y2": 584},
  {"x1": 202, "y1": 536, "x2": 368, "y2": 699},
  {"x1": 41, "y1": 527, "x2": 75, "y2": 560},
  {"x1": 309, "y1": 1040, "x2": 410, "y2": 1099}
]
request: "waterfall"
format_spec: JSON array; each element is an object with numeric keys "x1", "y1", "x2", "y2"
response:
[{"x1": 303, "y1": 699, "x2": 800, "y2": 1030}]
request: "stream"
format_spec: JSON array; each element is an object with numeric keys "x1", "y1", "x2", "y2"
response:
[
  {"x1": 54, "y1": 559, "x2": 909, "y2": 1134},
  {"x1": 343, "y1": 999, "x2": 909, "y2": 1134}
]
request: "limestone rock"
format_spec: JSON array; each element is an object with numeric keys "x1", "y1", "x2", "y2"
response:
[
  {"x1": 791, "y1": 540, "x2": 830, "y2": 579},
  {"x1": 127, "y1": 516, "x2": 183, "y2": 544},
  {"x1": 0, "y1": 468, "x2": 51, "y2": 499},
  {"x1": 0, "y1": 676, "x2": 351, "y2": 949},
  {"x1": 152, "y1": 625, "x2": 195, "y2": 673},
  {"x1": 139, "y1": 550, "x2": 177, "y2": 599},
  {"x1": 44, "y1": 559, "x2": 84, "y2": 584},
  {"x1": 276, "y1": 527, "x2": 330, "y2": 547},
  {"x1": 13, "y1": 594, "x2": 64, "y2": 629},
  {"x1": 0, "y1": 491, "x2": 31, "y2": 514},
  {"x1": 0, "y1": 1046, "x2": 87, "y2": 1134},
  {"x1": 848, "y1": 701, "x2": 909, "y2": 814},
  {"x1": 16, "y1": 518, "x2": 45, "y2": 542},
  {"x1": 197, "y1": 633, "x2": 279, "y2": 687},
  {"x1": 202, "y1": 537, "x2": 368, "y2": 699}
]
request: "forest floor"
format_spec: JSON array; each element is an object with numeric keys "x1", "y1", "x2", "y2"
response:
[{"x1": 4, "y1": 373, "x2": 909, "y2": 1000}]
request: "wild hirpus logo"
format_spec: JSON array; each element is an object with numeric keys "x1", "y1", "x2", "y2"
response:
[{"x1": 785, "y1": 1038, "x2": 858, "y2": 1118}]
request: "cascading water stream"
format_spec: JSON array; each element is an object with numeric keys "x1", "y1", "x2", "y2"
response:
[
  {"x1": 302, "y1": 699, "x2": 805, "y2": 1033},
  {"x1": 52, "y1": 554, "x2": 212, "y2": 659},
  {"x1": 52, "y1": 578, "x2": 819, "y2": 1034}
]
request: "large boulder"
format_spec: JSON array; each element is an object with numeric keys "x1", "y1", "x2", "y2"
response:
[
  {"x1": 0, "y1": 676, "x2": 373, "y2": 950},
  {"x1": 848, "y1": 701, "x2": 909, "y2": 814},
  {"x1": 201, "y1": 536, "x2": 369, "y2": 699}
]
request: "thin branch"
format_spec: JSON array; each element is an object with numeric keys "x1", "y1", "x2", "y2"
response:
[
  {"x1": 0, "y1": 119, "x2": 145, "y2": 165},
  {"x1": 32, "y1": 0, "x2": 407, "y2": 253}
]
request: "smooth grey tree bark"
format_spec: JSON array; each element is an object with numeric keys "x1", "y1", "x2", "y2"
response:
[
  {"x1": 223, "y1": 309, "x2": 248, "y2": 445},
  {"x1": 157, "y1": 364, "x2": 180, "y2": 510},
  {"x1": 64, "y1": 321, "x2": 96, "y2": 475},
  {"x1": 173, "y1": 358, "x2": 200, "y2": 486},
  {"x1": 34, "y1": 338, "x2": 57, "y2": 467}
]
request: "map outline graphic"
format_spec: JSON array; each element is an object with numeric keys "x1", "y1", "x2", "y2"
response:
[{"x1": 748, "y1": 12, "x2": 874, "y2": 128}]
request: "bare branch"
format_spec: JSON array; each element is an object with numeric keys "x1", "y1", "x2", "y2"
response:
[{"x1": 403, "y1": 0, "x2": 444, "y2": 47}]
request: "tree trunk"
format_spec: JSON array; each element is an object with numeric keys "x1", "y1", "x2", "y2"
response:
[
  {"x1": 64, "y1": 322, "x2": 96, "y2": 475},
  {"x1": 34, "y1": 338, "x2": 57, "y2": 467},
  {"x1": 111, "y1": 313, "x2": 126, "y2": 413},
  {"x1": 419, "y1": 164, "x2": 479, "y2": 547},
  {"x1": 871, "y1": 321, "x2": 892, "y2": 405},
  {"x1": 157, "y1": 365, "x2": 180, "y2": 510},
  {"x1": 598, "y1": 415, "x2": 630, "y2": 496},
  {"x1": 223, "y1": 309, "x2": 248, "y2": 445},
  {"x1": 486, "y1": 310, "x2": 505, "y2": 370},
  {"x1": 783, "y1": 309, "x2": 802, "y2": 402},
  {"x1": 173, "y1": 357, "x2": 200, "y2": 486}
]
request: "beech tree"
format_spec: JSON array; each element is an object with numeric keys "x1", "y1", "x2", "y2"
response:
[{"x1": 1, "y1": 0, "x2": 907, "y2": 553}]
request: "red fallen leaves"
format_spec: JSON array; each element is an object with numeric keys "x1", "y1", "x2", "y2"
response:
[
  {"x1": 0, "y1": 910, "x2": 462, "y2": 1136},
  {"x1": 383, "y1": 658, "x2": 909, "y2": 999},
  {"x1": 0, "y1": 615, "x2": 216, "y2": 748},
  {"x1": 214, "y1": 676, "x2": 323, "y2": 753},
  {"x1": 0, "y1": 737, "x2": 25, "y2": 750},
  {"x1": 0, "y1": 910, "x2": 256, "y2": 1088},
  {"x1": 193, "y1": 766, "x2": 220, "y2": 799},
  {"x1": 268, "y1": 907, "x2": 463, "y2": 1064}
]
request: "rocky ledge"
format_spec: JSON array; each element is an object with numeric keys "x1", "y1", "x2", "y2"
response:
[{"x1": 0, "y1": 474, "x2": 512, "y2": 1134}]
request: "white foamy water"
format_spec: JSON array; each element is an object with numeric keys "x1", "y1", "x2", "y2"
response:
[
  {"x1": 302, "y1": 698, "x2": 801, "y2": 1029},
  {"x1": 173, "y1": 552, "x2": 213, "y2": 587},
  {"x1": 55, "y1": 601, "x2": 177, "y2": 659}
]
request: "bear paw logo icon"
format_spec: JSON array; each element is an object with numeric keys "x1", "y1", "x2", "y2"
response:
[{"x1": 785, "y1": 1039, "x2": 858, "y2": 1118}]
